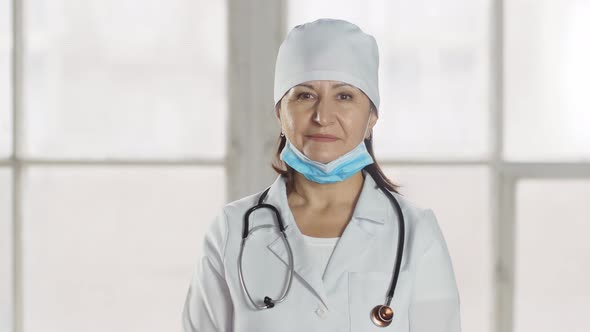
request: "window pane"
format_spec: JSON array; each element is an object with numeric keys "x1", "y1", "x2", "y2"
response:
[
  {"x1": 22, "y1": 166, "x2": 225, "y2": 331},
  {"x1": 0, "y1": 0, "x2": 12, "y2": 158},
  {"x1": 0, "y1": 168, "x2": 12, "y2": 332},
  {"x1": 383, "y1": 166, "x2": 492, "y2": 332},
  {"x1": 22, "y1": 0, "x2": 227, "y2": 159},
  {"x1": 514, "y1": 180, "x2": 590, "y2": 332},
  {"x1": 505, "y1": 0, "x2": 590, "y2": 161},
  {"x1": 287, "y1": 0, "x2": 491, "y2": 160}
]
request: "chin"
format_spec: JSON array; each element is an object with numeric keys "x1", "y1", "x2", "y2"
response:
[
  {"x1": 305, "y1": 151, "x2": 339, "y2": 164},
  {"x1": 304, "y1": 144, "x2": 349, "y2": 163}
]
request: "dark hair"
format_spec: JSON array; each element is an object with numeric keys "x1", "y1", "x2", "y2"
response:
[{"x1": 271, "y1": 103, "x2": 402, "y2": 195}]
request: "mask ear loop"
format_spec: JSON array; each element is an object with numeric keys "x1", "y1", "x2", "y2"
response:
[{"x1": 363, "y1": 108, "x2": 373, "y2": 140}]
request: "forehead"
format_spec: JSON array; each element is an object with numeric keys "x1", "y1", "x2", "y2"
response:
[{"x1": 291, "y1": 80, "x2": 358, "y2": 90}]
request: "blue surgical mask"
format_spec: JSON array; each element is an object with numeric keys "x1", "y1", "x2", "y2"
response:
[{"x1": 280, "y1": 137, "x2": 374, "y2": 184}]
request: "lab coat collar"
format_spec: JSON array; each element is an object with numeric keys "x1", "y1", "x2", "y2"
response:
[
  {"x1": 263, "y1": 170, "x2": 388, "y2": 227},
  {"x1": 264, "y1": 170, "x2": 390, "y2": 310}
]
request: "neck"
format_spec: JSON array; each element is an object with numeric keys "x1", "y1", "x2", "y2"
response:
[{"x1": 287, "y1": 170, "x2": 365, "y2": 209}]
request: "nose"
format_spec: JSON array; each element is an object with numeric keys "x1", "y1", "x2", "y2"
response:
[{"x1": 312, "y1": 97, "x2": 336, "y2": 126}]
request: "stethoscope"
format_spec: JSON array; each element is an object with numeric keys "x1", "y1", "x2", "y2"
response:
[{"x1": 238, "y1": 171, "x2": 405, "y2": 328}]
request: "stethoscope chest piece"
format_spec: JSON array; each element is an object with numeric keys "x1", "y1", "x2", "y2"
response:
[{"x1": 370, "y1": 305, "x2": 394, "y2": 327}]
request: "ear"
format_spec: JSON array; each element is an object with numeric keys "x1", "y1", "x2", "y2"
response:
[
  {"x1": 275, "y1": 103, "x2": 282, "y2": 123},
  {"x1": 365, "y1": 110, "x2": 378, "y2": 139},
  {"x1": 275, "y1": 104, "x2": 280, "y2": 119}
]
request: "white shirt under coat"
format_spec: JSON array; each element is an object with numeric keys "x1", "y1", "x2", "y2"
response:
[{"x1": 182, "y1": 170, "x2": 462, "y2": 331}]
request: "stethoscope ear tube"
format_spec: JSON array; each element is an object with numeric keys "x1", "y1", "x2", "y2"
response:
[
  {"x1": 239, "y1": 188, "x2": 295, "y2": 309},
  {"x1": 242, "y1": 188, "x2": 287, "y2": 238}
]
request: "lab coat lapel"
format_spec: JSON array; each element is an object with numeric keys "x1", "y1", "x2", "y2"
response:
[
  {"x1": 267, "y1": 226, "x2": 330, "y2": 309},
  {"x1": 322, "y1": 172, "x2": 388, "y2": 286},
  {"x1": 262, "y1": 172, "x2": 392, "y2": 310},
  {"x1": 263, "y1": 175, "x2": 331, "y2": 309}
]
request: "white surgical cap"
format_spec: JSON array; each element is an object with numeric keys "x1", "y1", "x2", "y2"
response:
[{"x1": 273, "y1": 18, "x2": 380, "y2": 113}]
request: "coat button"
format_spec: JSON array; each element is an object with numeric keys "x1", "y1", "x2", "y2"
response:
[{"x1": 315, "y1": 306, "x2": 328, "y2": 319}]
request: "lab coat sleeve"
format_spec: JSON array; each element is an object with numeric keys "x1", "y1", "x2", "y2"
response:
[
  {"x1": 409, "y1": 209, "x2": 462, "y2": 332},
  {"x1": 182, "y1": 209, "x2": 234, "y2": 332}
]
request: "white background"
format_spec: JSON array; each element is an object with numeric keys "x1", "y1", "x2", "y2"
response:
[{"x1": 1, "y1": 0, "x2": 589, "y2": 332}]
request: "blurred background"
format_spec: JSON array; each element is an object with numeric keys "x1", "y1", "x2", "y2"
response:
[{"x1": 1, "y1": 0, "x2": 589, "y2": 331}]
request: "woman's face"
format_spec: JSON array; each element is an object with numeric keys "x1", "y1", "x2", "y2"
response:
[{"x1": 276, "y1": 80, "x2": 378, "y2": 164}]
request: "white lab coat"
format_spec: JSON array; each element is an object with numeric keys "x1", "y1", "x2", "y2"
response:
[{"x1": 182, "y1": 171, "x2": 462, "y2": 331}]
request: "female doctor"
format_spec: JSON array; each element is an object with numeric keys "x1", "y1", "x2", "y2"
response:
[{"x1": 182, "y1": 18, "x2": 462, "y2": 332}]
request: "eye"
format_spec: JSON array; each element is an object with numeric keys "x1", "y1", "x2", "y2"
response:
[
  {"x1": 297, "y1": 92, "x2": 314, "y2": 100},
  {"x1": 338, "y1": 93, "x2": 353, "y2": 100}
]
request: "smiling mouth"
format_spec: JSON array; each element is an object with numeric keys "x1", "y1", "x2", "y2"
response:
[{"x1": 307, "y1": 135, "x2": 338, "y2": 141}]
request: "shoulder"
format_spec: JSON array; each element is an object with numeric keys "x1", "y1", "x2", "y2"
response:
[
  {"x1": 222, "y1": 191, "x2": 262, "y2": 217},
  {"x1": 208, "y1": 189, "x2": 264, "y2": 235},
  {"x1": 387, "y1": 191, "x2": 444, "y2": 253},
  {"x1": 199, "y1": 189, "x2": 266, "y2": 271},
  {"x1": 209, "y1": 187, "x2": 270, "y2": 241}
]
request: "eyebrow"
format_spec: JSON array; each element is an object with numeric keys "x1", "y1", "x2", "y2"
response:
[{"x1": 294, "y1": 83, "x2": 355, "y2": 89}]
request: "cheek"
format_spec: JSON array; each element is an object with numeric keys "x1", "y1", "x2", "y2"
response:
[
  {"x1": 281, "y1": 117, "x2": 296, "y2": 137},
  {"x1": 343, "y1": 116, "x2": 369, "y2": 139},
  {"x1": 281, "y1": 111, "x2": 306, "y2": 134}
]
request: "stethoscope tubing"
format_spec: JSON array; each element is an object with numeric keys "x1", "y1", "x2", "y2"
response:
[
  {"x1": 379, "y1": 186, "x2": 405, "y2": 306},
  {"x1": 239, "y1": 188, "x2": 295, "y2": 309},
  {"x1": 238, "y1": 173, "x2": 405, "y2": 315}
]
